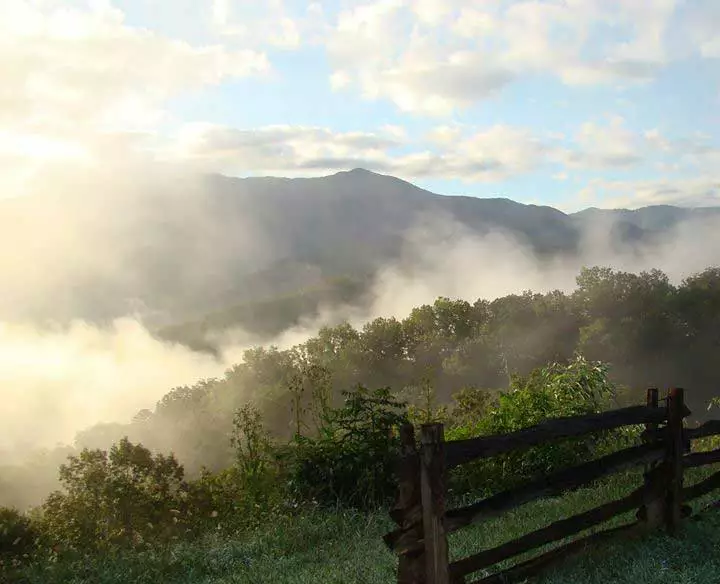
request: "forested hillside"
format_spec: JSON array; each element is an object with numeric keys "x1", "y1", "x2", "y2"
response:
[
  {"x1": 125, "y1": 264, "x2": 720, "y2": 468},
  {"x1": 4, "y1": 264, "x2": 716, "y2": 511}
]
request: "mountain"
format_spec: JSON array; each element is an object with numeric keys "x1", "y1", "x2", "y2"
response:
[
  {"x1": 571, "y1": 205, "x2": 720, "y2": 232},
  {"x1": 1, "y1": 168, "x2": 719, "y2": 332}
]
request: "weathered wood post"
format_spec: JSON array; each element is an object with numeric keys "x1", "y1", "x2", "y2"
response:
[
  {"x1": 420, "y1": 423, "x2": 450, "y2": 584},
  {"x1": 638, "y1": 388, "x2": 665, "y2": 531},
  {"x1": 665, "y1": 387, "x2": 685, "y2": 535},
  {"x1": 391, "y1": 423, "x2": 426, "y2": 584}
]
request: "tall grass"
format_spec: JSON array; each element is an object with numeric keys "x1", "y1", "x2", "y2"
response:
[{"x1": 10, "y1": 465, "x2": 720, "y2": 584}]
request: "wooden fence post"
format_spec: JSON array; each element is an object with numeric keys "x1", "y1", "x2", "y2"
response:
[
  {"x1": 420, "y1": 423, "x2": 450, "y2": 584},
  {"x1": 638, "y1": 388, "x2": 664, "y2": 531},
  {"x1": 666, "y1": 388, "x2": 685, "y2": 535},
  {"x1": 391, "y1": 424, "x2": 426, "y2": 584}
]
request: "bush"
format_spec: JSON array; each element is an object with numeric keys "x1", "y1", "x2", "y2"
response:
[
  {"x1": 184, "y1": 466, "x2": 285, "y2": 536},
  {"x1": 38, "y1": 438, "x2": 189, "y2": 553},
  {"x1": 0, "y1": 506, "x2": 37, "y2": 575},
  {"x1": 184, "y1": 404, "x2": 285, "y2": 535},
  {"x1": 279, "y1": 386, "x2": 409, "y2": 509},
  {"x1": 447, "y1": 355, "x2": 640, "y2": 495},
  {"x1": 448, "y1": 386, "x2": 496, "y2": 430}
]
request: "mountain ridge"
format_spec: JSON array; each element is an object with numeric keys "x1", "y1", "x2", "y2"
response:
[{"x1": 2, "y1": 167, "x2": 719, "y2": 329}]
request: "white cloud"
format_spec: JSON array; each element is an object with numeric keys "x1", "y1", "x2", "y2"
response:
[
  {"x1": 452, "y1": 8, "x2": 496, "y2": 38},
  {"x1": 426, "y1": 125, "x2": 462, "y2": 146},
  {"x1": 572, "y1": 176, "x2": 720, "y2": 209},
  {"x1": 0, "y1": 2, "x2": 268, "y2": 134},
  {"x1": 0, "y1": 0, "x2": 271, "y2": 197},
  {"x1": 700, "y1": 37, "x2": 720, "y2": 58},
  {"x1": 210, "y1": 0, "x2": 325, "y2": 49},
  {"x1": 562, "y1": 116, "x2": 646, "y2": 169},
  {"x1": 330, "y1": 70, "x2": 351, "y2": 90},
  {"x1": 163, "y1": 117, "x2": 719, "y2": 206},
  {"x1": 676, "y1": 0, "x2": 720, "y2": 59},
  {"x1": 167, "y1": 122, "x2": 550, "y2": 183},
  {"x1": 168, "y1": 123, "x2": 406, "y2": 176},
  {"x1": 323, "y1": 0, "x2": 718, "y2": 114},
  {"x1": 381, "y1": 124, "x2": 408, "y2": 140}
]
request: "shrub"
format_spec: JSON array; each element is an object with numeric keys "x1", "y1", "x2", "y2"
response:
[
  {"x1": 0, "y1": 506, "x2": 37, "y2": 574},
  {"x1": 447, "y1": 355, "x2": 640, "y2": 495},
  {"x1": 448, "y1": 386, "x2": 496, "y2": 430},
  {"x1": 184, "y1": 404, "x2": 285, "y2": 535},
  {"x1": 38, "y1": 438, "x2": 189, "y2": 553},
  {"x1": 279, "y1": 386, "x2": 409, "y2": 509}
]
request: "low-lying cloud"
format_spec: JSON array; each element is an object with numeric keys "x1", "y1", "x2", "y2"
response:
[
  {"x1": 369, "y1": 210, "x2": 720, "y2": 320},
  {"x1": 0, "y1": 318, "x2": 230, "y2": 456}
]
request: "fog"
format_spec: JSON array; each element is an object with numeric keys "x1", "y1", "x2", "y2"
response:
[
  {"x1": 0, "y1": 163, "x2": 276, "y2": 325},
  {"x1": 2, "y1": 164, "x2": 720, "y2": 509},
  {"x1": 369, "y1": 209, "x2": 720, "y2": 318}
]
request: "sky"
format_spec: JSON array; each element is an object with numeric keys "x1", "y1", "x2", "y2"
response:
[{"x1": 1, "y1": 0, "x2": 719, "y2": 211}]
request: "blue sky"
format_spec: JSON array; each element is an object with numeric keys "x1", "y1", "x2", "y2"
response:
[{"x1": 1, "y1": 0, "x2": 719, "y2": 210}]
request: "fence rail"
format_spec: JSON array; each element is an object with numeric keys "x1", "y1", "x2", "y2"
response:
[
  {"x1": 384, "y1": 387, "x2": 720, "y2": 584},
  {"x1": 445, "y1": 405, "x2": 671, "y2": 468}
]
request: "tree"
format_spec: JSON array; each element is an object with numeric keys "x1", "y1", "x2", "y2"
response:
[
  {"x1": 40, "y1": 438, "x2": 187, "y2": 551},
  {"x1": 280, "y1": 386, "x2": 409, "y2": 509}
]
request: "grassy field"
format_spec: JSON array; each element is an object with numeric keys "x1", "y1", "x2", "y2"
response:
[{"x1": 10, "y1": 468, "x2": 720, "y2": 584}]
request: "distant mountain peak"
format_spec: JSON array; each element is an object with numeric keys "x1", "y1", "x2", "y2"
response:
[{"x1": 338, "y1": 167, "x2": 378, "y2": 177}]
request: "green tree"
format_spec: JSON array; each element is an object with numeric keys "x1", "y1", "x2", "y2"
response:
[
  {"x1": 40, "y1": 438, "x2": 187, "y2": 552},
  {"x1": 280, "y1": 386, "x2": 409, "y2": 509},
  {"x1": 0, "y1": 506, "x2": 37, "y2": 573},
  {"x1": 230, "y1": 402, "x2": 273, "y2": 483}
]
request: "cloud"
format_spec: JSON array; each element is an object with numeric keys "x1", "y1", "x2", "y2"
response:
[
  {"x1": 579, "y1": 176, "x2": 720, "y2": 208},
  {"x1": 676, "y1": 0, "x2": 720, "y2": 59},
  {"x1": 0, "y1": 318, "x2": 231, "y2": 453},
  {"x1": 168, "y1": 121, "x2": 555, "y2": 182},
  {"x1": 1, "y1": 2, "x2": 268, "y2": 134},
  {"x1": 374, "y1": 53, "x2": 515, "y2": 115},
  {"x1": 324, "y1": 0, "x2": 716, "y2": 114},
  {"x1": 164, "y1": 124, "x2": 544, "y2": 182},
  {"x1": 177, "y1": 113, "x2": 720, "y2": 216},
  {"x1": 0, "y1": 162, "x2": 280, "y2": 326},
  {"x1": 209, "y1": 0, "x2": 327, "y2": 49},
  {"x1": 0, "y1": 0, "x2": 275, "y2": 200},
  {"x1": 367, "y1": 205, "x2": 720, "y2": 327},
  {"x1": 170, "y1": 124, "x2": 405, "y2": 176},
  {"x1": 561, "y1": 116, "x2": 647, "y2": 169},
  {"x1": 163, "y1": 119, "x2": 719, "y2": 203}
]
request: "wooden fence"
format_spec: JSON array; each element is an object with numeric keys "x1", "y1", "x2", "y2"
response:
[{"x1": 383, "y1": 388, "x2": 720, "y2": 584}]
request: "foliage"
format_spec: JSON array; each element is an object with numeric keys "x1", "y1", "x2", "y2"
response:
[
  {"x1": 5, "y1": 264, "x2": 720, "y2": 580},
  {"x1": 447, "y1": 355, "x2": 640, "y2": 493},
  {"x1": 183, "y1": 465, "x2": 285, "y2": 538},
  {"x1": 40, "y1": 265, "x2": 720, "y2": 484},
  {"x1": 448, "y1": 386, "x2": 497, "y2": 430},
  {"x1": 279, "y1": 386, "x2": 409, "y2": 509},
  {"x1": 0, "y1": 506, "x2": 37, "y2": 575},
  {"x1": 230, "y1": 402, "x2": 273, "y2": 483},
  {"x1": 181, "y1": 401, "x2": 286, "y2": 535},
  {"x1": 404, "y1": 369, "x2": 449, "y2": 426},
  {"x1": 38, "y1": 438, "x2": 188, "y2": 552}
]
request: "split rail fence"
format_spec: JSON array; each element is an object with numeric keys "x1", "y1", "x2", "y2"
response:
[{"x1": 383, "y1": 388, "x2": 720, "y2": 584}]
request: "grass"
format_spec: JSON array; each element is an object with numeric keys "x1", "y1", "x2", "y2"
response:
[{"x1": 8, "y1": 467, "x2": 720, "y2": 584}]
